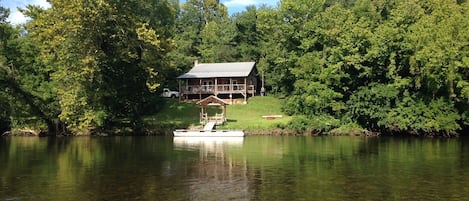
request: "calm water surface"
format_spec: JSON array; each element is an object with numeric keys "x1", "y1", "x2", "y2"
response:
[{"x1": 1, "y1": 136, "x2": 469, "y2": 200}]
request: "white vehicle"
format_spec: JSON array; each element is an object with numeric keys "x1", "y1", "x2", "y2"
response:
[{"x1": 161, "y1": 88, "x2": 179, "y2": 98}]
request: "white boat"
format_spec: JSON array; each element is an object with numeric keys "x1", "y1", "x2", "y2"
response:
[
  {"x1": 173, "y1": 136, "x2": 244, "y2": 147},
  {"x1": 173, "y1": 129, "x2": 245, "y2": 137}
]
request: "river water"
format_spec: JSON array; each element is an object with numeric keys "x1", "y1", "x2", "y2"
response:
[{"x1": 1, "y1": 136, "x2": 469, "y2": 200}]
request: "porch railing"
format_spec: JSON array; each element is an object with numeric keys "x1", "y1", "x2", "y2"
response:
[
  {"x1": 181, "y1": 84, "x2": 255, "y2": 95},
  {"x1": 200, "y1": 113, "x2": 225, "y2": 125}
]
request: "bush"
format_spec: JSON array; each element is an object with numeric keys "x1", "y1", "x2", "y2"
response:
[
  {"x1": 287, "y1": 114, "x2": 340, "y2": 133},
  {"x1": 379, "y1": 96, "x2": 460, "y2": 136},
  {"x1": 346, "y1": 83, "x2": 399, "y2": 130},
  {"x1": 329, "y1": 122, "x2": 369, "y2": 136}
]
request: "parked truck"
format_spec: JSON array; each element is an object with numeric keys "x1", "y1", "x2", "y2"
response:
[{"x1": 161, "y1": 88, "x2": 179, "y2": 98}]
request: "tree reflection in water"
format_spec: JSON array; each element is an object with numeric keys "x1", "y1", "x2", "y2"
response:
[{"x1": 2, "y1": 137, "x2": 469, "y2": 200}]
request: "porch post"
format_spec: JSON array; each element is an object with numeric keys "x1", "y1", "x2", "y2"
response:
[
  {"x1": 229, "y1": 78, "x2": 233, "y2": 104},
  {"x1": 199, "y1": 79, "x2": 202, "y2": 100},
  {"x1": 215, "y1": 78, "x2": 218, "y2": 96},
  {"x1": 244, "y1": 77, "x2": 247, "y2": 104}
]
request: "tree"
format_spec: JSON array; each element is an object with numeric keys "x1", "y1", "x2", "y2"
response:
[
  {"x1": 0, "y1": 1, "x2": 10, "y2": 133},
  {"x1": 1, "y1": 3, "x2": 63, "y2": 135},
  {"x1": 278, "y1": 0, "x2": 469, "y2": 135},
  {"x1": 233, "y1": 6, "x2": 261, "y2": 61},
  {"x1": 26, "y1": 0, "x2": 175, "y2": 134},
  {"x1": 256, "y1": 6, "x2": 296, "y2": 95}
]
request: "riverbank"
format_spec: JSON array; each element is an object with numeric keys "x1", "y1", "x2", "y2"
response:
[
  {"x1": 0, "y1": 96, "x2": 392, "y2": 137},
  {"x1": 1, "y1": 96, "x2": 460, "y2": 137},
  {"x1": 144, "y1": 96, "x2": 293, "y2": 133},
  {"x1": 143, "y1": 97, "x2": 381, "y2": 137}
]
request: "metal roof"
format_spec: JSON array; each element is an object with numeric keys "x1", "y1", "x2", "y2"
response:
[{"x1": 177, "y1": 62, "x2": 256, "y2": 79}]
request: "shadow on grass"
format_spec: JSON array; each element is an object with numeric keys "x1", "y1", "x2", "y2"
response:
[{"x1": 144, "y1": 99, "x2": 201, "y2": 132}]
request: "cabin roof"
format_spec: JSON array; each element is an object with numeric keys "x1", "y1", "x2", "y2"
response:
[
  {"x1": 177, "y1": 62, "x2": 256, "y2": 79},
  {"x1": 196, "y1": 95, "x2": 229, "y2": 106}
]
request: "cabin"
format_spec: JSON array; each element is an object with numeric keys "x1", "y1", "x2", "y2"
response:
[{"x1": 177, "y1": 61, "x2": 258, "y2": 103}]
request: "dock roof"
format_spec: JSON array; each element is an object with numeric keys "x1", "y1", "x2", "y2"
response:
[{"x1": 177, "y1": 62, "x2": 256, "y2": 79}]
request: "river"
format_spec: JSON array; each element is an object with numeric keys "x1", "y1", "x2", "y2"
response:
[{"x1": 1, "y1": 136, "x2": 469, "y2": 200}]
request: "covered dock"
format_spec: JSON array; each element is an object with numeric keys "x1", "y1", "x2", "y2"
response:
[{"x1": 196, "y1": 95, "x2": 229, "y2": 126}]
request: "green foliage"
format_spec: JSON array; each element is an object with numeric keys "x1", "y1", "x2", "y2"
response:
[
  {"x1": 233, "y1": 6, "x2": 260, "y2": 61},
  {"x1": 2, "y1": 0, "x2": 469, "y2": 136},
  {"x1": 329, "y1": 122, "x2": 368, "y2": 136},
  {"x1": 273, "y1": 0, "x2": 469, "y2": 136},
  {"x1": 347, "y1": 83, "x2": 399, "y2": 129},
  {"x1": 24, "y1": 0, "x2": 175, "y2": 134},
  {"x1": 0, "y1": 8, "x2": 60, "y2": 134},
  {"x1": 284, "y1": 81, "x2": 344, "y2": 116},
  {"x1": 0, "y1": 90, "x2": 10, "y2": 133},
  {"x1": 379, "y1": 96, "x2": 460, "y2": 135},
  {"x1": 286, "y1": 116, "x2": 311, "y2": 133},
  {"x1": 198, "y1": 20, "x2": 237, "y2": 62},
  {"x1": 256, "y1": 6, "x2": 296, "y2": 95},
  {"x1": 287, "y1": 114, "x2": 340, "y2": 133}
]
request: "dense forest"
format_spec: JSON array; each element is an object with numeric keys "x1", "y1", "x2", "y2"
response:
[{"x1": 1, "y1": 0, "x2": 468, "y2": 136}]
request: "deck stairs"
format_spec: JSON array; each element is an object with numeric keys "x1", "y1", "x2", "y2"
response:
[{"x1": 203, "y1": 122, "x2": 216, "y2": 131}]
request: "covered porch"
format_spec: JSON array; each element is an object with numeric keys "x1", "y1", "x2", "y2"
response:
[{"x1": 179, "y1": 77, "x2": 256, "y2": 102}]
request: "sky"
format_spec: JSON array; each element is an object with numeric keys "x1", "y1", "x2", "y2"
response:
[
  {"x1": 220, "y1": 0, "x2": 278, "y2": 13},
  {"x1": 2, "y1": 0, "x2": 278, "y2": 25},
  {"x1": 2, "y1": 0, "x2": 51, "y2": 24}
]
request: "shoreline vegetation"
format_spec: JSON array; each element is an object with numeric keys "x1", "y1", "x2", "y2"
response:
[{"x1": 2, "y1": 96, "x2": 463, "y2": 137}]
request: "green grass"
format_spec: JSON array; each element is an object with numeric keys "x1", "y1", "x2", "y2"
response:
[
  {"x1": 219, "y1": 96, "x2": 292, "y2": 130},
  {"x1": 145, "y1": 96, "x2": 292, "y2": 131},
  {"x1": 144, "y1": 100, "x2": 200, "y2": 130}
]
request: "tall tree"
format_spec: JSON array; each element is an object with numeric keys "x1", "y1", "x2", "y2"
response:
[
  {"x1": 170, "y1": 0, "x2": 204, "y2": 72},
  {"x1": 26, "y1": 0, "x2": 175, "y2": 134},
  {"x1": 233, "y1": 6, "x2": 261, "y2": 61},
  {"x1": 0, "y1": 1, "x2": 11, "y2": 133},
  {"x1": 171, "y1": 0, "x2": 234, "y2": 72},
  {"x1": 1, "y1": 3, "x2": 62, "y2": 135}
]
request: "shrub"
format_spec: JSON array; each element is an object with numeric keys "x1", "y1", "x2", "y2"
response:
[
  {"x1": 287, "y1": 114, "x2": 340, "y2": 133},
  {"x1": 379, "y1": 96, "x2": 460, "y2": 136},
  {"x1": 329, "y1": 122, "x2": 369, "y2": 136}
]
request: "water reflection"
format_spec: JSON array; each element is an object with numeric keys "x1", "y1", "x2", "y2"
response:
[
  {"x1": 2, "y1": 137, "x2": 469, "y2": 200},
  {"x1": 173, "y1": 137, "x2": 244, "y2": 150},
  {"x1": 173, "y1": 137, "x2": 250, "y2": 200}
]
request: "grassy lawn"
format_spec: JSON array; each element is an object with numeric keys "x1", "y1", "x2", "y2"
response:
[
  {"x1": 145, "y1": 96, "x2": 292, "y2": 131},
  {"x1": 144, "y1": 99, "x2": 200, "y2": 130},
  {"x1": 219, "y1": 96, "x2": 292, "y2": 130}
]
